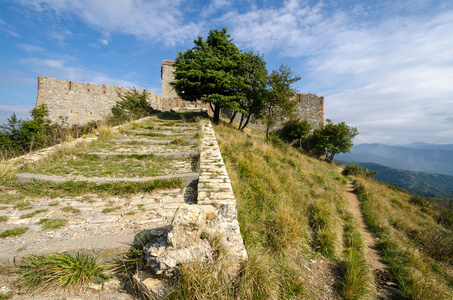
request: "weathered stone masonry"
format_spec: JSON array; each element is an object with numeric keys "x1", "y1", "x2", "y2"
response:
[{"x1": 36, "y1": 77, "x2": 162, "y2": 125}]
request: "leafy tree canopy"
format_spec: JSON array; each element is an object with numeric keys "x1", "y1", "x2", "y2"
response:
[
  {"x1": 262, "y1": 64, "x2": 300, "y2": 139},
  {"x1": 233, "y1": 51, "x2": 268, "y2": 130},
  {"x1": 171, "y1": 28, "x2": 245, "y2": 123},
  {"x1": 311, "y1": 119, "x2": 358, "y2": 162}
]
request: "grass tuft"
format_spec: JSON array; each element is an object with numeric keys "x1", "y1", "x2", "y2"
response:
[
  {"x1": 0, "y1": 227, "x2": 28, "y2": 238},
  {"x1": 40, "y1": 218, "x2": 68, "y2": 230},
  {"x1": 13, "y1": 252, "x2": 108, "y2": 293}
]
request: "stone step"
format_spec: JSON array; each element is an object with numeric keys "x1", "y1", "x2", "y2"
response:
[
  {"x1": 88, "y1": 151, "x2": 199, "y2": 159},
  {"x1": 113, "y1": 139, "x2": 198, "y2": 145},
  {"x1": 15, "y1": 172, "x2": 199, "y2": 186}
]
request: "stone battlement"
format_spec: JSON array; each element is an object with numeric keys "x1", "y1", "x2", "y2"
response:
[{"x1": 36, "y1": 77, "x2": 163, "y2": 126}]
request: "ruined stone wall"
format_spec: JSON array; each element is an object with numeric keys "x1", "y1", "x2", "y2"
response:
[
  {"x1": 161, "y1": 60, "x2": 208, "y2": 111},
  {"x1": 222, "y1": 93, "x2": 325, "y2": 132},
  {"x1": 36, "y1": 77, "x2": 162, "y2": 125}
]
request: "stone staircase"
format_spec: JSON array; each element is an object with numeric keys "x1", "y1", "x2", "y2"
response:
[{"x1": 0, "y1": 111, "x2": 246, "y2": 298}]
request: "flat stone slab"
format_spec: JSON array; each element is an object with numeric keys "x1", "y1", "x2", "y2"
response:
[
  {"x1": 113, "y1": 139, "x2": 198, "y2": 144},
  {"x1": 15, "y1": 172, "x2": 199, "y2": 186},
  {"x1": 89, "y1": 151, "x2": 199, "y2": 159}
]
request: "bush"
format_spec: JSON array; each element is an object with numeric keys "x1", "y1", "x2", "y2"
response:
[
  {"x1": 281, "y1": 119, "x2": 311, "y2": 147},
  {"x1": 268, "y1": 133, "x2": 287, "y2": 150},
  {"x1": 342, "y1": 163, "x2": 377, "y2": 178},
  {"x1": 109, "y1": 88, "x2": 155, "y2": 125}
]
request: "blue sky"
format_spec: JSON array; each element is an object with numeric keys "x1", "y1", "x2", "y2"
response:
[{"x1": 1, "y1": 0, "x2": 452, "y2": 145}]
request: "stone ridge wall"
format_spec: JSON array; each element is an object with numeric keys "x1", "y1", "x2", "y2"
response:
[
  {"x1": 36, "y1": 77, "x2": 163, "y2": 125},
  {"x1": 222, "y1": 93, "x2": 325, "y2": 132},
  {"x1": 197, "y1": 121, "x2": 248, "y2": 262}
]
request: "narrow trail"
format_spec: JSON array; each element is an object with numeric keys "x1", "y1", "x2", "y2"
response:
[
  {"x1": 344, "y1": 181, "x2": 386, "y2": 270},
  {"x1": 343, "y1": 179, "x2": 403, "y2": 299}
]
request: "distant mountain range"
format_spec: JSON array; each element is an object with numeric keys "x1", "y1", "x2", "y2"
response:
[
  {"x1": 338, "y1": 161, "x2": 453, "y2": 198},
  {"x1": 336, "y1": 142, "x2": 453, "y2": 176},
  {"x1": 335, "y1": 142, "x2": 453, "y2": 198}
]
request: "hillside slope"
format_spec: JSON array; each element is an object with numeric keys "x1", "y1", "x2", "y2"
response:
[{"x1": 213, "y1": 123, "x2": 453, "y2": 299}]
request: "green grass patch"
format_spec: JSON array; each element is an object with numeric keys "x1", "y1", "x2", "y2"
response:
[
  {"x1": 102, "y1": 206, "x2": 121, "y2": 213},
  {"x1": 20, "y1": 209, "x2": 48, "y2": 219},
  {"x1": 10, "y1": 178, "x2": 183, "y2": 198},
  {"x1": 62, "y1": 206, "x2": 80, "y2": 214},
  {"x1": 0, "y1": 216, "x2": 7, "y2": 222},
  {"x1": 13, "y1": 201, "x2": 31, "y2": 210},
  {"x1": 13, "y1": 252, "x2": 108, "y2": 293},
  {"x1": 40, "y1": 218, "x2": 68, "y2": 230},
  {"x1": 0, "y1": 227, "x2": 28, "y2": 238}
]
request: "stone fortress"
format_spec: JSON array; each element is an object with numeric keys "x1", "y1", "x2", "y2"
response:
[
  {"x1": 36, "y1": 60, "x2": 325, "y2": 130},
  {"x1": 0, "y1": 60, "x2": 327, "y2": 297}
]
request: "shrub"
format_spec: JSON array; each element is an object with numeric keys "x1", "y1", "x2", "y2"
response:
[
  {"x1": 281, "y1": 119, "x2": 311, "y2": 148},
  {"x1": 109, "y1": 88, "x2": 155, "y2": 125},
  {"x1": 268, "y1": 133, "x2": 287, "y2": 150},
  {"x1": 342, "y1": 163, "x2": 377, "y2": 178}
]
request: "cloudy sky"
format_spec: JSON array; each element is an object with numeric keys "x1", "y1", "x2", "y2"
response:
[{"x1": 0, "y1": 0, "x2": 452, "y2": 145}]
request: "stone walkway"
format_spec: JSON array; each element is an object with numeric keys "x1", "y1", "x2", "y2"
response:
[{"x1": 0, "y1": 111, "x2": 246, "y2": 298}]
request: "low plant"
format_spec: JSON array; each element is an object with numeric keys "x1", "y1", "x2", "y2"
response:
[
  {"x1": 20, "y1": 209, "x2": 47, "y2": 219},
  {"x1": 40, "y1": 218, "x2": 68, "y2": 230},
  {"x1": 0, "y1": 227, "x2": 28, "y2": 238},
  {"x1": 0, "y1": 216, "x2": 8, "y2": 222},
  {"x1": 62, "y1": 206, "x2": 80, "y2": 214},
  {"x1": 13, "y1": 252, "x2": 108, "y2": 293}
]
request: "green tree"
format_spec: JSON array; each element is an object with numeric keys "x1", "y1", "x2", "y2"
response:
[
  {"x1": 110, "y1": 88, "x2": 154, "y2": 124},
  {"x1": 262, "y1": 65, "x2": 300, "y2": 140},
  {"x1": 310, "y1": 120, "x2": 358, "y2": 162},
  {"x1": 171, "y1": 28, "x2": 244, "y2": 124},
  {"x1": 281, "y1": 119, "x2": 311, "y2": 148},
  {"x1": 232, "y1": 51, "x2": 268, "y2": 131}
]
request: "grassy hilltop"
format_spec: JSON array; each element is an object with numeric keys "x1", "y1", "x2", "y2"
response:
[{"x1": 176, "y1": 121, "x2": 453, "y2": 299}]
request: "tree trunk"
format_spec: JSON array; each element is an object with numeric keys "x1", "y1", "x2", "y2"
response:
[
  {"x1": 213, "y1": 105, "x2": 221, "y2": 124},
  {"x1": 238, "y1": 114, "x2": 244, "y2": 130},
  {"x1": 229, "y1": 111, "x2": 237, "y2": 124},
  {"x1": 240, "y1": 114, "x2": 251, "y2": 131}
]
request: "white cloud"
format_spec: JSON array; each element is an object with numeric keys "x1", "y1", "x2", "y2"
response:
[
  {"x1": 18, "y1": 0, "x2": 204, "y2": 47},
  {"x1": 217, "y1": 0, "x2": 453, "y2": 144},
  {"x1": 0, "y1": 17, "x2": 20, "y2": 37},
  {"x1": 20, "y1": 57, "x2": 138, "y2": 88}
]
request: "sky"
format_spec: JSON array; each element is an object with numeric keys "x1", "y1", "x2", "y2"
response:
[{"x1": 0, "y1": 0, "x2": 452, "y2": 145}]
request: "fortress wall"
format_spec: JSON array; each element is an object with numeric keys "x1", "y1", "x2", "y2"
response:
[
  {"x1": 295, "y1": 93, "x2": 325, "y2": 129},
  {"x1": 36, "y1": 77, "x2": 162, "y2": 125},
  {"x1": 222, "y1": 93, "x2": 325, "y2": 132}
]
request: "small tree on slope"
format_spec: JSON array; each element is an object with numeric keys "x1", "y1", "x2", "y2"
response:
[
  {"x1": 262, "y1": 65, "x2": 300, "y2": 140},
  {"x1": 171, "y1": 28, "x2": 245, "y2": 124},
  {"x1": 310, "y1": 120, "x2": 358, "y2": 162}
]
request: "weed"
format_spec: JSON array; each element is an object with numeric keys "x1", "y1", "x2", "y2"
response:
[
  {"x1": 41, "y1": 218, "x2": 68, "y2": 230},
  {"x1": 13, "y1": 201, "x2": 31, "y2": 210},
  {"x1": 0, "y1": 292, "x2": 13, "y2": 299},
  {"x1": 62, "y1": 206, "x2": 80, "y2": 214},
  {"x1": 0, "y1": 227, "x2": 28, "y2": 238},
  {"x1": 102, "y1": 206, "x2": 121, "y2": 213},
  {"x1": 0, "y1": 216, "x2": 7, "y2": 222},
  {"x1": 20, "y1": 209, "x2": 47, "y2": 219},
  {"x1": 14, "y1": 252, "x2": 108, "y2": 293}
]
